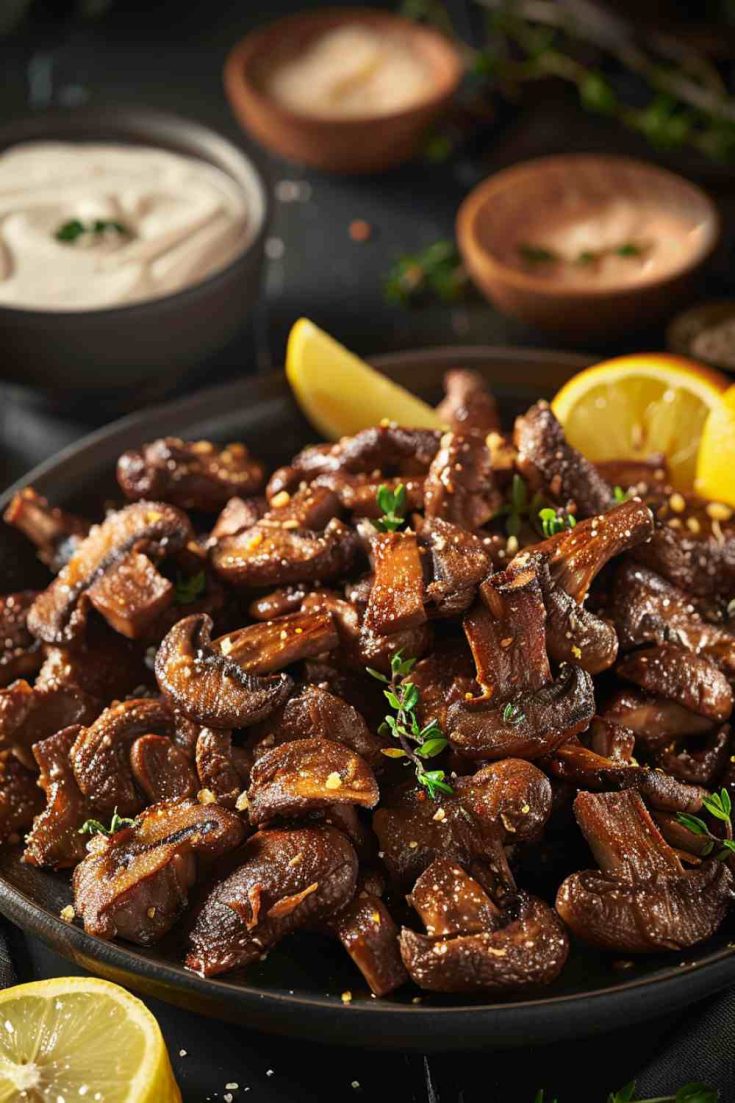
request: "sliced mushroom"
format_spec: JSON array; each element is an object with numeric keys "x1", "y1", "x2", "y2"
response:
[
  {"x1": 616, "y1": 643, "x2": 733, "y2": 722},
  {"x1": 117, "y1": 437, "x2": 265, "y2": 511},
  {"x1": 533, "y1": 557, "x2": 618, "y2": 675},
  {"x1": 71, "y1": 698, "x2": 174, "y2": 817},
  {"x1": 652, "y1": 724, "x2": 731, "y2": 788},
  {"x1": 24, "y1": 725, "x2": 90, "y2": 869},
  {"x1": 538, "y1": 498, "x2": 655, "y2": 604},
  {"x1": 514, "y1": 401, "x2": 614, "y2": 518},
  {"x1": 248, "y1": 585, "x2": 313, "y2": 622},
  {"x1": 154, "y1": 613, "x2": 292, "y2": 730},
  {"x1": 409, "y1": 640, "x2": 477, "y2": 732},
  {"x1": 3, "y1": 487, "x2": 90, "y2": 572},
  {"x1": 209, "y1": 496, "x2": 265, "y2": 543},
  {"x1": 633, "y1": 500, "x2": 735, "y2": 600},
  {"x1": 601, "y1": 689, "x2": 712, "y2": 748},
  {"x1": 436, "y1": 369, "x2": 500, "y2": 434},
  {"x1": 400, "y1": 860, "x2": 568, "y2": 993},
  {"x1": 364, "y1": 531, "x2": 427, "y2": 635},
  {"x1": 473, "y1": 562, "x2": 550, "y2": 694},
  {"x1": 556, "y1": 790, "x2": 733, "y2": 951},
  {"x1": 373, "y1": 759, "x2": 551, "y2": 890},
  {"x1": 195, "y1": 728, "x2": 251, "y2": 808},
  {"x1": 73, "y1": 798, "x2": 245, "y2": 945},
  {"x1": 0, "y1": 750, "x2": 43, "y2": 844},
  {"x1": 211, "y1": 517, "x2": 358, "y2": 589},
  {"x1": 185, "y1": 826, "x2": 358, "y2": 976},
  {"x1": 260, "y1": 484, "x2": 341, "y2": 531},
  {"x1": 130, "y1": 734, "x2": 198, "y2": 803},
  {"x1": 448, "y1": 664, "x2": 594, "y2": 761},
  {"x1": 27, "y1": 501, "x2": 193, "y2": 644},
  {"x1": 609, "y1": 562, "x2": 735, "y2": 674},
  {"x1": 421, "y1": 517, "x2": 492, "y2": 618},
  {"x1": 587, "y1": 717, "x2": 635, "y2": 762},
  {"x1": 0, "y1": 678, "x2": 99, "y2": 771},
  {"x1": 247, "y1": 738, "x2": 379, "y2": 826},
  {"x1": 548, "y1": 741, "x2": 706, "y2": 813},
  {"x1": 250, "y1": 684, "x2": 383, "y2": 768},
  {"x1": 214, "y1": 610, "x2": 339, "y2": 675},
  {"x1": 330, "y1": 888, "x2": 408, "y2": 997},
  {"x1": 267, "y1": 426, "x2": 442, "y2": 498},
  {"x1": 0, "y1": 591, "x2": 42, "y2": 687},
  {"x1": 423, "y1": 431, "x2": 501, "y2": 530},
  {"x1": 86, "y1": 551, "x2": 174, "y2": 640}
]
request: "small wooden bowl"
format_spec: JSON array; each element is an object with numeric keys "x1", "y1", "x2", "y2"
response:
[
  {"x1": 456, "y1": 154, "x2": 719, "y2": 342},
  {"x1": 223, "y1": 7, "x2": 462, "y2": 174}
]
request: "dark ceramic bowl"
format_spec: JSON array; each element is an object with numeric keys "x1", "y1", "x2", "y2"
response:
[
  {"x1": 1, "y1": 346, "x2": 734, "y2": 1047},
  {"x1": 0, "y1": 107, "x2": 269, "y2": 395}
]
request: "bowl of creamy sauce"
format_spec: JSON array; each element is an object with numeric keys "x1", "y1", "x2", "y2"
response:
[
  {"x1": 0, "y1": 107, "x2": 268, "y2": 392},
  {"x1": 0, "y1": 142, "x2": 252, "y2": 312},
  {"x1": 224, "y1": 8, "x2": 462, "y2": 173},
  {"x1": 457, "y1": 154, "x2": 719, "y2": 341}
]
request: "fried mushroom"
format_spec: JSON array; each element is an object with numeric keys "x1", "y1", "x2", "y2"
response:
[
  {"x1": 155, "y1": 614, "x2": 292, "y2": 730},
  {"x1": 117, "y1": 438, "x2": 265, "y2": 511}
]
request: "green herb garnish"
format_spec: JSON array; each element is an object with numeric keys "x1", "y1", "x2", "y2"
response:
[
  {"x1": 384, "y1": 240, "x2": 468, "y2": 307},
  {"x1": 615, "y1": 242, "x2": 644, "y2": 257},
  {"x1": 676, "y1": 788, "x2": 735, "y2": 862},
  {"x1": 613, "y1": 485, "x2": 629, "y2": 502},
  {"x1": 539, "y1": 508, "x2": 577, "y2": 539},
  {"x1": 375, "y1": 483, "x2": 408, "y2": 533},
  {"x1": 532, "y1": 1083, "x2": 716, "y2": 1103},
  {"x1": 367, "y1": 650, "x2": 452, "y2": 799},
  {"x1": 55, "y1": 218, "x2": 130, "y2": 244},
  {"x1": 502, "y1": 702, "x2": 525, "y2": 725},
  {"x1": 79, "y1": 808, "x2": 136, "y2": 838},
  {"x1": 174, "y1": 570, "x2": 207, "y2": 606},
  {"x1": 519, "y1": 243, "x2": 558, "y2": 264}
]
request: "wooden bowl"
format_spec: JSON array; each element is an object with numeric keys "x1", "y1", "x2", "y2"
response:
[
  {"x1": 456, "y1": 155, "x2": 719, "y2": 342},
  {"x1": 223, "y1": 7, "x2": 462, "y2": 174}
]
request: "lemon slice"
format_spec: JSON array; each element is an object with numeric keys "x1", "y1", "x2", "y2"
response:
[
  {"x1": 551, "y1": 353, "x2": 730, "y2": 491},
  {"x1": 0, "y1": 977, "x2": 181, "y2": 1103},
  {"x1": 285, "y1": 318, "x2": 443, "y2": 440},
  {"x1": 696, "y1": 384, "x2": 735, "y2": 507}
]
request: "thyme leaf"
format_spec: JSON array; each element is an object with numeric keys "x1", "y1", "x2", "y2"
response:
[
  {"x1": 375, "y1": 483, "x2": 408, "y2": 533},
  {"x1": 79, "y1": 808, "x2": 136, "y2": 837}
]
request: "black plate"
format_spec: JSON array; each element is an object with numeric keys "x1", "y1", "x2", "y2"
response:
[{"x1": 1, "y1": 346, "x2": 733, "y2": 1049}]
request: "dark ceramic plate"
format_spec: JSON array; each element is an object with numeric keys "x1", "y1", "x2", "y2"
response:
[{"x1": 0, "y1": 347, "x2": 733, "y2": 1049}]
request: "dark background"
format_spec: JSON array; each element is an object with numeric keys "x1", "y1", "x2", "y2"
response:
[{"x1": 1, "y1": 2, "x2": 734, "y2": 1100}]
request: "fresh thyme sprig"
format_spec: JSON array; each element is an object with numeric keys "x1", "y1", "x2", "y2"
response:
[
  {"x1": 503, "y1": 702, "x2": 526, "y2": 725},
  {"x1": 613, "y1": 485, "x2": 629, "y2": 503},
  {"x1": 384, "y1": 240, "x2": 469, "y2": 307},
  {"x1": 538, "y1": 507, "x2": 577, "y2": 539},
  {"x1": 78, "y1": 808, "x2": 136, "y2": 838},
  {"x1": 676, "y1": 788, "x2": 735, "y2": 862},
  {"x1": 375, "y1": 484, "x2": 408, "y2": 533},
  {"x1": 534, "y1": 1082, "x2": 716, "y2": 1103},
  {"x1": 174, "y1": 570, "x2": 207, "y2": 606},
  {"x1": 56, "y1": 218, "x2": 130, "y2": 244},
  {"x1": 367, "y1": 650, "x2": 452, "y2": 799}
]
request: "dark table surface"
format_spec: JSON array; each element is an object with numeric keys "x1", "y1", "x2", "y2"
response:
[{"x1": 1, "y1": 2, "x2": 734, "y2": 1100}]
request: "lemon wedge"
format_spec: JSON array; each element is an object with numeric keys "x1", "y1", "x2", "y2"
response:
[
  {"x1": 696, "y1": 384, "x2": 735, "y2": 507},
  {"x1": 285, "y1": 318, "x2": 442, "y2": 440},
  {"x1": 551, "y1": 353, "x2": 730, "y2": 491},
  {"x1": 0, "y1": 976, "x2": 181, "y2": 1103}
]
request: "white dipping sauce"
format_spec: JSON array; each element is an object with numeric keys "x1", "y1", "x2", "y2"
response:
[
  {"x1": 266, "y1": 25, "x2": 435, "y2": 119},
  {"x1": 0, "y1": 142, "x2": 250, "y2": 311}
]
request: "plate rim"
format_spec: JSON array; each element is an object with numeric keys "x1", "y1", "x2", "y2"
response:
[{"x1": 2, "y1": 343, "x2": 733, "y2": 1046}]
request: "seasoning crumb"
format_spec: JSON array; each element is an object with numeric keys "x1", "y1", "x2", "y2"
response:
[
  {"x1": 571, "y1": 644, "x2": 582, "y2": 660},
  {"x1": 349, "y1": 219, "x2": 372, "y2": 242},
  {"x1": 325, "y1": 772, "x2": 343, "y2": 790},
  {"x1": 179, "y1": 1049, "x2": 187, "y2": 1057},
  {"x1": 236, "y1": 791, "x2": 250, "y2": 812},
  {"x1": 198, "y1": 788, "x2": 217, "y2": 805},
  {"x1": 225, "y1": 1084, "x2": 239, "y2": 1091},
  {"x1": 668, "y1": 492, "x2": 686, "y2": 514},
  {"x1": 351, "y1": 1081, "x2": 361, "y2": 1090},
  {"x1": 60, "y1": 904, "x2": 75, "y2": 922},
  {"x1": 266, "y1": 1069, "x2": 274, "y2": 1077},
  {"x1": 341, "y1": 990, "x2": 353, "y2": 1004}
]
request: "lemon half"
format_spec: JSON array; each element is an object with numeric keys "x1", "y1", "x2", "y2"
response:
[
  {"x1": 0, "y1": 977, "x2": 181, "y2": 1103},
  {"x1": 552, "y1": 353, "x2": 730, "y2": 491}
]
